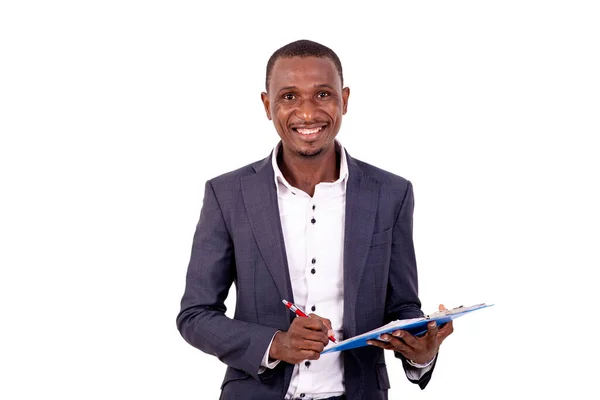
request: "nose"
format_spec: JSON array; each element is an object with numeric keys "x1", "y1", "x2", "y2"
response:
[{"x1": 296, "y1": 98, "x2": 318, "y2": 122}]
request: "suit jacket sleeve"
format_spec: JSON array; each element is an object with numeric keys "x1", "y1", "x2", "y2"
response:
[
  {"x1": 176, "y1": 180, "x2": 277, "y2": 381},
  {"x1": 385, "y1": 180, "x2": 437, "y2": 389}
]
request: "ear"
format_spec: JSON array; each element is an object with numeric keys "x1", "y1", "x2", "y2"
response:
[
  {"x1": 342, "y1": 87, "x2": 350, "y2": 115},
  {"x1": 261, "y1": 92, "x2": 272, "y2": 120}
]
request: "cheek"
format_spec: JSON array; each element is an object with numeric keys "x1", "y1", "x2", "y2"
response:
[
  {"x1": 325, "y1": 102, "x2": 343, "y2": 118},
  {"x1": 273, "y1": 107, "x2": 292, "y2": 126}
]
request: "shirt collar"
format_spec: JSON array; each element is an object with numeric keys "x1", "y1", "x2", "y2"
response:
[{"x1": 271, "y1": 140, "x2": 349, "y2": 196}]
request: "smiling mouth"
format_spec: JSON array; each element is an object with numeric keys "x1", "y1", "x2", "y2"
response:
[{"x1": 293, "y1": 126, "x2": 325, "y2": 135}]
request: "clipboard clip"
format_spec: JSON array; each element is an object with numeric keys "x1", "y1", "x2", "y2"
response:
[{"x1": 425, "y1": 305, "x2": 464, "y2": 319}]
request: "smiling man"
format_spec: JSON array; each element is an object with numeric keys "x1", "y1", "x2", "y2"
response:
[{"x1": 177, "y1": 40, "x2": 453, "y2": 400}]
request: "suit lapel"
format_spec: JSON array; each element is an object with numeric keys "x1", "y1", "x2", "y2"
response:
[
  {"x1": 343, "y1": 155, "x2": 379, "y2": 337},
  {"x1": 241, "y1": 155, "x2": 294, "y2": 306}
]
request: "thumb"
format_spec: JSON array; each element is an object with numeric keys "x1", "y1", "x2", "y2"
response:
[
  {"x1": 427, "y1": 320, "x2": 439, "y2": 342},
  {"x1": 320, "y1": 318, "x2": 335, "y2": 339},
  {"x1": 309, "y1": 314, "x2": 332, "y2": 331}
]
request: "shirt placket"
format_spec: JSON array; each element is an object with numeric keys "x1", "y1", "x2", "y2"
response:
[{"x1": 294, "y1": 189, "x2": 321, "y2": 399}]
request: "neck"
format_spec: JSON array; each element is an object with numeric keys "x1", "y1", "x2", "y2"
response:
[{"x1": 278, "y1": 144, "x2": 340, "y2": 197}]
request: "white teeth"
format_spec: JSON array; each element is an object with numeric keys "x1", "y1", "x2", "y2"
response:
[{"x1": 296, "y1": 127, "x2": 322, "y2": 135}]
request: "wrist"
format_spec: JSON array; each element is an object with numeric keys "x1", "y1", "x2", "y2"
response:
[
  {"x1": 406, "y1": 354, "x2": 436, "y2": 368},
  {"x1": 269, "y1": 331, "x2": 282, "y2": 361}
]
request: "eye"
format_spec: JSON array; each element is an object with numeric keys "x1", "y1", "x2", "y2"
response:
[
  {"x1": 317, "y1": 91, "x2": 330, "y2": 98},
  {"x1": 283, "y1": 93, "x2": 296, "y2": 100}
]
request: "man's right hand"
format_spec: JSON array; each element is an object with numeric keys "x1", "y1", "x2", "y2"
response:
[{"x1": 269, "y1": 314, "x2": 332, "y2": 365}]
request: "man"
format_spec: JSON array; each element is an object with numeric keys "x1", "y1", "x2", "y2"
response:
[{"x1": 177, "y1": 39, "x2": 453, "y2": 400}]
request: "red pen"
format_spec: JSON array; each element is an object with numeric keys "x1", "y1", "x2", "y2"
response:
[{"x1": 282, "y1": 299, "x2": 336, "y2": 343}]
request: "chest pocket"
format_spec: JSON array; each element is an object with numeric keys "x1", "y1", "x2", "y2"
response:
[{"x1": 370, "y1": 228, "x2": 392, "y2": 247}]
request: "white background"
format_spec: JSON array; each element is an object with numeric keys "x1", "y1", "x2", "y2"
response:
[{"x1": 1, "y1": 1, "x2": 599, "y2": 399}]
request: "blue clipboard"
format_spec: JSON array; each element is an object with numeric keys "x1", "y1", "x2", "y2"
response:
[{"x1": 321, "y1": 303, "x2": 493, "y2": 354}]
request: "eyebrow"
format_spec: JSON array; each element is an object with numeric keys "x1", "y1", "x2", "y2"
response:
[
  {"x1": 277, "y1": 84, "x2": 336, "y2": 94},
  {"x1": 314, "y1": 84, "x2": 335, "y2": 90},
  {"x1": 278, "y1": 86, "x2": 298, "y2": 93}
]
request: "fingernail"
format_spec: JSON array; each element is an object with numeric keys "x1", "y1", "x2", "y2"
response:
[
  {"x1": 393, "y1": 331, "x2": 402, "y2": 337},
  {"x1": 380, "y1": 334, "x2": 390, "y2": 341},
  {"x1": 367, "y1": 341, "x2": 373, "y2": 345},
  {"x1": 429, "y1": 322, "x2": 437, "y2": 328}
]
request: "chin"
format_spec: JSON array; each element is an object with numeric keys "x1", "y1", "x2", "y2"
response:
[
  {"x1": 294, "y1": 138, "x2": 334, "y2": 158},
  {"x1": 297, "y1": 146, "x2": 325, "y2": 157}
]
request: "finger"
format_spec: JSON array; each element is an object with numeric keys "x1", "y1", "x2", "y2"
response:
[
  {"x1": 391, "y1": 330, "x2": 418, "y2": 348},
  {"x1": 297, "y1": 329, "x2": 329, "y2": 345},
  {"x1": 425, "y1": 321, "x2": 439, "y2": 346},
  {"x1": 308, "y1": 314, "x2": 333, "y2": 335},
  {"x1": 439, "y1": 304, "x2": 448, "y2": 311},
  {"x1": 309, "y1": 314, "x2": 333, "y2": 330},
  {"x1": 366, "y1": 339, "x2": 395, "y2": 350},
  {"x1": 383, "y1": 334, "x2": 412, "y2": 353},
  {"x1": 288, "y1": 321, "x2": 329, "y2": 344},
  {"x1": 300, "y1": 349, "x2": 322, "y2": 361},
  {"x1": 294, "y1": 337, "x2": 326, "y2": 353},
  {"x1": 437, "y1": 320, "x2": 454, "y2": 343},
  {"x1": 295, "y1": 316, "x2": 327, "y2": 333},
  {"x1": 311, "y1": 315, "x2": 336, "y2": 341},
  {"x1": 372, "y1": 334, "x2": 411, "y2": 352},
  {"x1": 427, "y1": 321, "x2": 439, "y2": 334}
]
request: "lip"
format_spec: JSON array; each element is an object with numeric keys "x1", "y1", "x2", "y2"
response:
[
  {"x1": 290, "y1": 123, "x2": 328, "y2": 130},
  {"x1": 290, "y1": 123, "x2": 328, "y2": 141}
]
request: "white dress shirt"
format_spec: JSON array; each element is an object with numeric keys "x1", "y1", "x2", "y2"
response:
[{"x1": 260, "y1": 141, "x2": 433, "y2": 399}]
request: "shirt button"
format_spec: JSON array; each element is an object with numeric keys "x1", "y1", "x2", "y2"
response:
[
  {"x1": 311, "y1": 268, "x2": 316, "y2": 274},
  {"x1": 311, "y1": 257, "x2": 316, "y2": 264},
  {"x1": 312, "y1": 204, "x2": 316, "y2": 210},
  {"x1": 300, "y1": 394, "x2": 305, "y2": 398},
  {"x1": 305, "y1": 361, "x2": 311, "y2": 368},
  {"x1": 311, "y1": 305, "x2": 316, "y2": 312},
  {"x1": 311, "y1": 218, "x2": 316, "y2": 224}
]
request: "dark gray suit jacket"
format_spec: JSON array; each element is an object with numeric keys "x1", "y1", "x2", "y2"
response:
[{"x1": 176, "y1": 150, "x2": 437, "y2": 399}]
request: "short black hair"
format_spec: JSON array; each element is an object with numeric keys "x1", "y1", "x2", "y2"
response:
[{"x1": 265, "y1": 39, "x2": 344, "y2": 91}]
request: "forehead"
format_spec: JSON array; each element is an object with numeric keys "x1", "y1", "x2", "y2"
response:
[{"x1": 269, "y1": 56, "x2": 341, "y2": 92}]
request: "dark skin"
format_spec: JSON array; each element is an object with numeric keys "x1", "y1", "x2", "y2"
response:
[
  {"x1": 367, "y1": 304, "x2": 454, "y2": 364},
  {"x1": 261, "y1": 56, "x2": 349, "y2": 197},
  {"x1": 261, "y1": 56, "x2": 453, "y2": 365}
]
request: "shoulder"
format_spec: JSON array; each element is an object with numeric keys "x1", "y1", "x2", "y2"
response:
[
  {"x1": 206, "y1": 154, "x2": 271, "y2": 191},
  {"x1": 348, "y1": 154, "x2": 415, "y2": 217},
  {"x1": 349, "y1": 155, "x2": 412, "y2": 194}
]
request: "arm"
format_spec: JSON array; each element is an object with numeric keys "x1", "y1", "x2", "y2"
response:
[
  {"x1": 176, "y1": 180, "x2": 278, "y2": 381},
  {"x1": 389, "y1": 181, "x2": 434, "y2": 387},
  {"x1": 385, "y1": 180, "x2": 422, "y2": 323},
  {"x1": 370, "y1": 181, "x2": 451, "y2": 389}
]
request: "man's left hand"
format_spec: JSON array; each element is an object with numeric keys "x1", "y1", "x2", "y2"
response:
[{"x1": 367, "y1": 304, "x2": 454, "y2": 365}]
